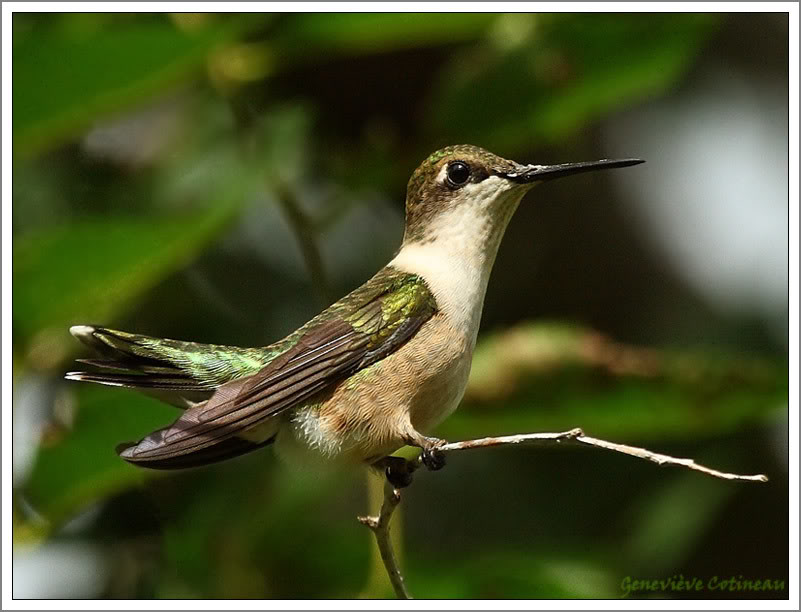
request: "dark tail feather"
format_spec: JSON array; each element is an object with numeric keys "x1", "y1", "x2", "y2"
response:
[
  {"x1": 69, "y1": 325, "x2": 276, "y2": 466},
  {"x1": 116, "y1": 433, "x2": 276, "y2": 470},
  {"x1": 75, "y1": 358, "x2": 180, "y2": 375},
  {"x1": 69, "y1": 325, "x2": 181, "y2": 367},
  {"x1": 64, "y1": 371, "x2": 207, "y2": 390},
  {"x1": 66, "y1": 325, "x2": 211, "y2": 392}
]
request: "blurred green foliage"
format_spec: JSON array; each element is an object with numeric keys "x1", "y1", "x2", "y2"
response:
[
  {"x1": 14, "y1": 206, "x2": 240, "y2": 351},
  {"x1": 429, "y1": 13, "x2": 717, "y2": 149},
  {"x1": 13, "y1": 13, "x2": 262, "y2": 158},
  {"x1": 450, "y1": 323, "x2": 786, "y2": 441},
  {"x1": 24, "y1": 386, "x2": 174, "y2": 526},
  {"x1": 12, "y1": 12, "x2": 787, "y2": 599}
]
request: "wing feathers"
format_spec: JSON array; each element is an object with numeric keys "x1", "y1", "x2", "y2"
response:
[
  {"x1": 117, "y1": 432, "x2": 276, "y2": 470},
  {"x1": 76, "y1": 269, "x2": 437, "y2": 469},
  {"x1": 120, "y1": 330, "x2": 370, "y2": 462}
]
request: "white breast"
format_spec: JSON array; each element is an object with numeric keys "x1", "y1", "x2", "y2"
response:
[{"x1": 390, "y1": 176, "x2": 526, "y2": 347}]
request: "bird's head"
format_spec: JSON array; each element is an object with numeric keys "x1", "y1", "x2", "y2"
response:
[{"x1": 402, "y1": 144, "x2": 643, "y2": 244}]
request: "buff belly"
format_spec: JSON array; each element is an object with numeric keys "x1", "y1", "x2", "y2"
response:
[{"x1": 268, "y1": 313, "x2": 473, "y2": 467}]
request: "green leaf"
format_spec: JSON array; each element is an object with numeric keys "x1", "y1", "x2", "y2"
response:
[
  {"x1": 428, "y1": 13, "x2": 720, "y2": 151},
  {"x1": 23, "y1": 385, "x2": 175, "y2": 526},
  {"x1": 12, "y1": 14, "x2": 256, "y2": 158},
  {"x1": 13, "y1": 198, "x2": 242, "y2": 365}
]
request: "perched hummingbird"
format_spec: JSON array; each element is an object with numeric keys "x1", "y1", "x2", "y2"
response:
[{"x1": 66, "y1": 145, "x2": 643, "y2": 485}]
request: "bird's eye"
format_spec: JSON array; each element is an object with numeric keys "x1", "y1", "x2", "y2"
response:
[{"x1": 446, "y1": 161, "x2": 471, "y2": 188}]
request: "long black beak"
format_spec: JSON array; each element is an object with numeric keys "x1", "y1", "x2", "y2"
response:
[{"x1": 501, "y1": 158, "x2": 644, "y2": 183}]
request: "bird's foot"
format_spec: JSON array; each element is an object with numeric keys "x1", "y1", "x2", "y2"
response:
[
  {"x1": 374, "y1": 456, "x2": 418, "y2": 489},
  {"x1": 416, "y1": 436, "x2": 448, "y2": 472}
]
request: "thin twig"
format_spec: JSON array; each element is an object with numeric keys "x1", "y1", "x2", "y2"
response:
[
  {"x1": 359, "y1": 427, "x2": 768, "y2": 600},
  {"x1": 274, "y1": 182, "x2": 334, "y2": 306},
  {"x1": 357, "y1": 481, "x2": 411, "y2": 599},
  {"x1": 432, "y1": 428, "x2": 769, "y2": 483}
]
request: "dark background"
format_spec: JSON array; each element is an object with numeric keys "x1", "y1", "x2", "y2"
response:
[{"x1": 12, "y1": 12, "x2": 789, "y2": 599}]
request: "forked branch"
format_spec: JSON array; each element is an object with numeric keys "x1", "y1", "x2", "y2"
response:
[
  {"x1": 358, "y1": 427, "x2": 768, "y2": 599},
  {"x1": 357, "y1": 481, "x2": 410, "y2": 599}
]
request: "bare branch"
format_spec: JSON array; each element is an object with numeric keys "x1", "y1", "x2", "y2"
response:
[
  {"x1": 359, "y1": 427, "x2": 768, "y2": 599},
  {"x1": 357, "y1": 481, "x2": 411, "y2": 599},
  {"x1": 273, "y1": 182, "x2": 334, "y2": 306},
  {"x1": 432, "y1": 427, "x2": 769, "y2": 482}
]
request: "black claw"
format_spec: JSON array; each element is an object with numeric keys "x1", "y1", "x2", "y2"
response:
[
  {"x1": 378, "y1": 456, "x2": 417, "y2": 488},
  {"x1": 421, "y1": 447, "x2": 446, "y2": 471},
  {"x1": 385, "y1": 465, "x2": 414, "y2": 488}
]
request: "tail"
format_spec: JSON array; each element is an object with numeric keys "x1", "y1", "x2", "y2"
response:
[
  {"x1": 67, "y1": 326, "x2": 278, "y2": 468},
  {"x1": 65, "y1": 325, "x2": 266, "y2": 395},
  {"x1": 65, "y1": 325, "x2": 213, "y2": 392}
]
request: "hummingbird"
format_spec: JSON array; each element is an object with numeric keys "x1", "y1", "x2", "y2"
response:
[{"x1": 66, "y1": 145, "x2": 643, "y2": 486}]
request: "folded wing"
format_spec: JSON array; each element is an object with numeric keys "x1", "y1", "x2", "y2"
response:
[{"x1": 113, "y1": 269, "x2": 437, "y2": 469}]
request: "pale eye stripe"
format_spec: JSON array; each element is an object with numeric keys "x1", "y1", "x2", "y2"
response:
[
  {"x1": 435, "y1": 164, "x2": 449, "y2": 185},
  {"x1": 436, "y1": 161, "x2": 492, "y2": 186}
]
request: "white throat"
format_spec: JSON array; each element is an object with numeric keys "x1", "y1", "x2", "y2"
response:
[{"x1": 390, "y1": 176, "x2": 528, "y2": 345}]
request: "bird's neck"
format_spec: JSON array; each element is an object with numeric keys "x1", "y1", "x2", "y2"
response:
[{"x1": 389, "y1": 192, "x2": 524, "y2": 345}]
